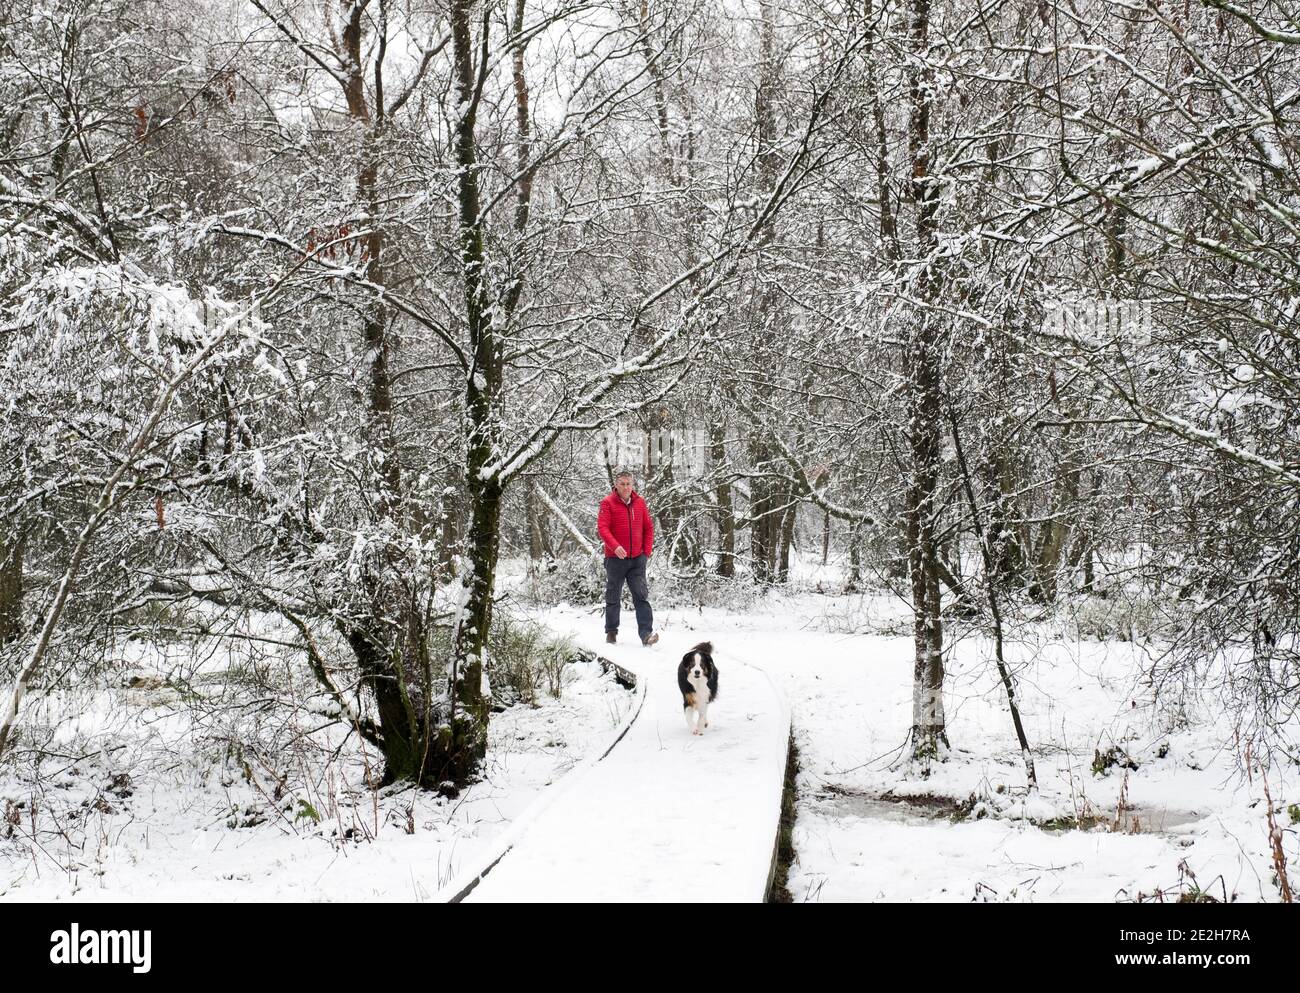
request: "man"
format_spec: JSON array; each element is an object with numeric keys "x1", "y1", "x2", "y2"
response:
[{"x1": 597, "y1": 470, "x2": 659, "y2": 646}]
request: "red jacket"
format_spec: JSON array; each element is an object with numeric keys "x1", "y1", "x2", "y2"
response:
[{"x1": 598, "y1": 489, "x2": 654, "y2": 559}]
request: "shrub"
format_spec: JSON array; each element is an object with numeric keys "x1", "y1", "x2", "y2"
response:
[{"x1": 488, "y1": 614, "x2": 576, "y2": 706}]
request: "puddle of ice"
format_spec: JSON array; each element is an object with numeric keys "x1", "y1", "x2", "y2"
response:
[{"x1": 811, "y1": 790, "x2": 1206, "y2": 836}]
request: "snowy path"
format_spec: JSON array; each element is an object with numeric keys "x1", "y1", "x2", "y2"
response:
[{"x1": 453, "y1": 610, "x2": 791, "y2": 902}]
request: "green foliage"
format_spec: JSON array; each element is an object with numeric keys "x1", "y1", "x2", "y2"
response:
[{"x1": 295, "y1": 799, "x2": 321, "y2": 824}]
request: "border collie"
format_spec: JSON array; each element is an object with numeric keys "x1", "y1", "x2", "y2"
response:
[{"x1": 678, "y1": 641, "x2": 719, "y2": 735}]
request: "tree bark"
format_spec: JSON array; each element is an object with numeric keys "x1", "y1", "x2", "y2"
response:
[
  {"x1": 1030, "y1": 418, "x2": 1081, "y2": 603},
  {"x1": 440, "y1": 0, "x2": 500, "y2": 785},
  {"x1": 0, "y1": 533, "x2": 23, "y2": 647},
  {"x1": 525, "y1": 481, "x2": 544, "y2": 563},
  {"x1": 904, "y1": 0, "x2": 947, "y2": 764},
  {"x1": 335, "y1": 1, "x2": 439, "y2": 786},
  {"x1": 776, "y1": 498, "x2": 796, "y2": 582},
  {"x1": 711, "y1": 417, "x2": 736, "y2": 577}
]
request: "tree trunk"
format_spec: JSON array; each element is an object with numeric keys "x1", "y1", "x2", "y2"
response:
[
  {"x1": 776, "y1": 494, "x2": 796, "y2": 582},
  {"x1": 983, "y1": 448, "x2": 1026, "y2": 590},
  {"x1": 821, "y1": 507, "x2": 831, "y2": 567},
  {"x1": 0, "y1": 533, "x2": 23, "y2": 647},
  {"x1": 749, "y1": 438, "x2": 777, "y2": 583},
  {"x1": 712, "y1": 418, "x2": 735, "y2": 577},
  {"x1": 535, "y1": 485, "x2": 555, "y2": 561},
  {"x1": 344, "y1": 619, "x2": 424, "y2": 786},
  {"x1": 443, "y1": 475, "x2": 499, "y2": 785},
  {"x1": 434, "y1": 0, "x2": 504, "y2": 786},
  {"x1": 747, "y1": 0, "x2": 783, "y2": 587},
  {"x1": 439, "y1": 469, "x2": 463, "y2": 577},
  {"x1": 847, "y1": 520, "x2": 862, "y2": 590},
  {"x1": 1030, "y1": 419, "x2": 1080, "y2": 603},
  {"x1": 334, "y1": 2, "x2": 432, "y2": 787},
  {"x1": 525, "y1": 481, "x2": 544, "y2": 563},
  {"x1": 904, "y1": 0, "x2": 947, "y2": 764}
]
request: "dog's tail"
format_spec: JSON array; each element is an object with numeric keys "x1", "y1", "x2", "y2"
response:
[{"x1": 690, "y1": 641, "x2": 714, "y2": 655}]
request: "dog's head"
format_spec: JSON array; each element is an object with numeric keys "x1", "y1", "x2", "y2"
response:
[{"x1": 678, "y1": 641, "x2": 715, "y2": 684}]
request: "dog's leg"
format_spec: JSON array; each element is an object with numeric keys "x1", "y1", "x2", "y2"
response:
[
  {"x1": 684, "y1": 705, "x2": 696, "y2": 735},
  {"x1": 697, "y1": 697, "x2": 709, "y2": 731}
]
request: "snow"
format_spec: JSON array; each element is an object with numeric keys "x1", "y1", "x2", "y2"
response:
[
  {"x1": 591, "y1": 580, "x2": 1294, "y2": 903},
  {"x1": 0, "y1": 629, "x2": 634, "y2": 901},
  {"x1": 2, "y1": 565, "x2": 1294, "y2": 903},
  {"x1": 439, "y1": 669, "x2": 647, "y2": 901},
  {"x1": 457, "y1": 615, "x2": 789, "y2": 902}
]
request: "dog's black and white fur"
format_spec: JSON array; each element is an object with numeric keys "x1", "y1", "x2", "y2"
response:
[{"x1": 678, "y1": 641, "x2": 719, "y2": 735}]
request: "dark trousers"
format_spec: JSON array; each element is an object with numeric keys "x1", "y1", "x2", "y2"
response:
[{"x1": 605, "y1": 554, "x2": 653, "y2": 639}]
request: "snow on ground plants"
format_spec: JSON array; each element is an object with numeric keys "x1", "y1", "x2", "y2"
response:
[
  {"x1": 2, "y1": 553, "x2": 1295, "y2": 903},
  {"x1": 521, "y1": 552, "x2": 1297, "y2": 903},
  {"x1": 0, "y1": 608, "x2": 634, "y2": 901}
]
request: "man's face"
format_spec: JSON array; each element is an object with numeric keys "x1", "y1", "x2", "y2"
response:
[{"x1": 615, "y1": 475, "x2": 634, "y2": 500}]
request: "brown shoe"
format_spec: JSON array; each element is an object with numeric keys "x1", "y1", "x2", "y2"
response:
[
  {"x1": 641, "y1": 632, "x2": 659, "y2": 646},
  {"x1": 606, "y1": 632, "x2": 617, "y2": 645}
]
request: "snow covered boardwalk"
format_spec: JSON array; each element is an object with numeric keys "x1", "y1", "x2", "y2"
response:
[{"x1": 451, "y1": 612, "x2": 791, "y2": 902}]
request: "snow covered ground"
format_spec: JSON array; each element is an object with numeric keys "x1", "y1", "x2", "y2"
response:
[
  {"x1": 0, "y1": 620, "x2": 634, "y2": 902},
  {"x1": 2, "y1": 557, "x2": 1295, "y2": 903},
  {"x1": 456, "y1": 618, "x2": 788, "y2": 902},
  {"x1": 546, "y1": 573, "x2": 1295, "y2": 903}
]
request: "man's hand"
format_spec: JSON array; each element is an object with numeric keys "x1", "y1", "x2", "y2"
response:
[{"x1": 615, "y1": 546, "x2": 627, "y2": 559}]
